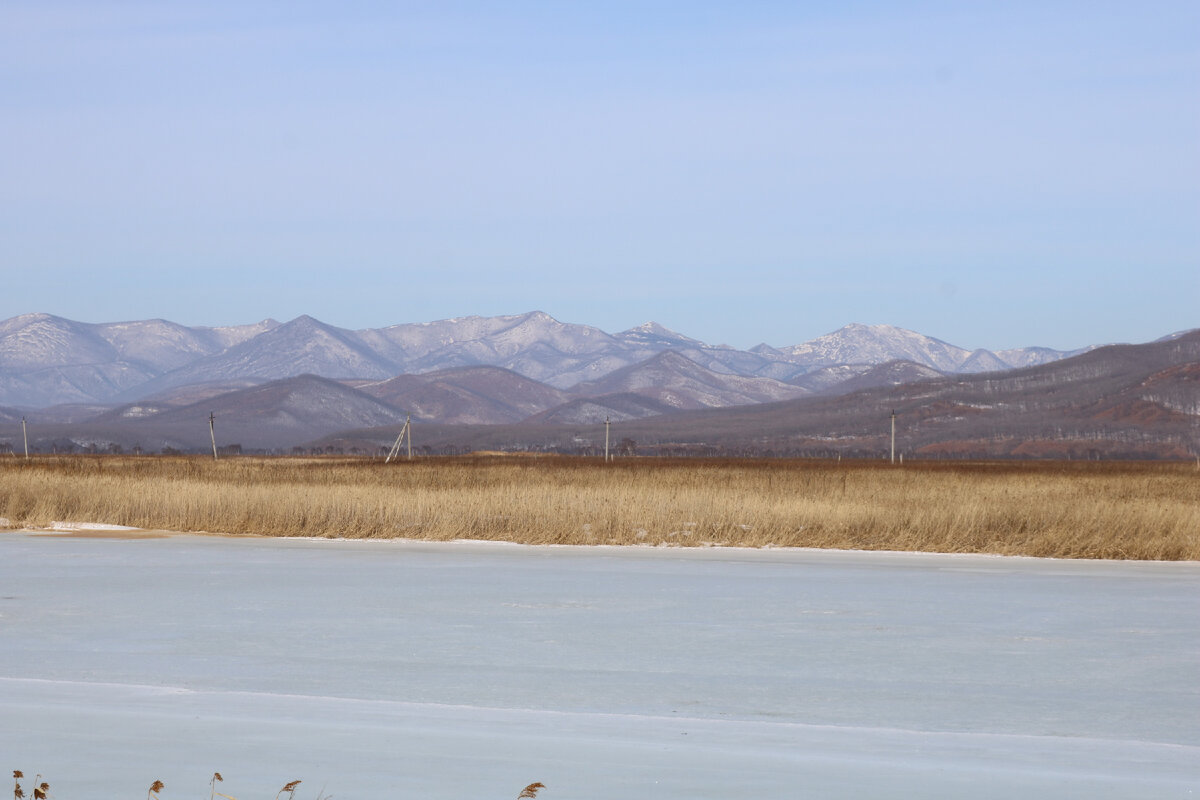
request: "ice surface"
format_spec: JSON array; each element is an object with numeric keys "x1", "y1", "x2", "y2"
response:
[{"x1": 1, "y1": 534, "x2": 1197, "y2": 798}]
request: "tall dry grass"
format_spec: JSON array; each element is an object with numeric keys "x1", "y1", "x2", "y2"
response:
[{"x1": 0, "y1": 455, "x2": 1196, "y2": 559}]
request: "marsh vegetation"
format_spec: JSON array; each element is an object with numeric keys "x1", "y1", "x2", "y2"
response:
[{"x1": 0, "y1": 455, "x2": 1196, "y2": 559}]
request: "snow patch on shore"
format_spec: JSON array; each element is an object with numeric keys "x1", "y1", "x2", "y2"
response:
[{"x1": 49, "y1": 521, "x2": 141, "y2": 531}]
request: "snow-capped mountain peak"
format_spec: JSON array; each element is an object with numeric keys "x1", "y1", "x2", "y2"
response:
[
  {"x1": 778, "y1": 323, "x2": 970, "y2": 372},
  {"x1": 0, "y1": 311, "x2": 1154, "y2": 408},
  {"x1": 615, "y1": 321, "x2": 705, "y2": 348}
]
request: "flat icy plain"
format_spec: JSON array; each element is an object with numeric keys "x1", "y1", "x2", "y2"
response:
[{"x1": 1, "y1": 533, "x2": 1197, "y2": 798}]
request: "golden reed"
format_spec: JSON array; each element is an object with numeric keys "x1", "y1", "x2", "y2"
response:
[{"x1": 0, "y1": 455, "x2": 1196, "y2": 559}]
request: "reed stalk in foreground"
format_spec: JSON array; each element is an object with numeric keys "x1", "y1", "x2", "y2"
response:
[
  {"x1": 10, "y1": 774, "x2": 47, "y2": 800},
  {"x1": 1, "y1": 455, "x2": 1196, "y2": 559},
  {"x1": 210, "y1": 772, "x2": 234, "y2": 800},
  {"x1": 10, "y1": 772, "x2": 538, "y2": 799}
]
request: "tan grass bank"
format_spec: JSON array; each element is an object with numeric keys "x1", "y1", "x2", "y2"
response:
[{"x1": 1, "y1": 455, "x2": 1196, "y2": 559}]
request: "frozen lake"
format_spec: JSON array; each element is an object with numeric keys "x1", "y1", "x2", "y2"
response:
[{"x1": 1, "y1": 533, "x2": 1197, "y2": 798}]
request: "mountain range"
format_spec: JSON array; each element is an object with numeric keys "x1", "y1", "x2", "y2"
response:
[
  {"x1": 318, "y1": 330, "x2": 1200, "y2": 461},
  {"x1": 0, "y1": 311, "x2": 1087, "y2": 408},
  {"x1": 0, "y1": 310, "x2": 1194, "y2": 458}
]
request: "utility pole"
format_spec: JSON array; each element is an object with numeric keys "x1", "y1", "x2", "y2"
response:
[
  {"x1": 890, "y1": 409, "x2": 896, "y2": 465},
  {"x1": 209, "y1": 412, "x2": 218, "y2": 460},
  {"x1": 386, "y1": 415, "x2": 412, "y2": 463},
  {"x1": 21, "y1": 416, "x2": 29, "y2": 459},
  {"x1": 604, "y1": 416, "x2": 611, "y2": 463}
]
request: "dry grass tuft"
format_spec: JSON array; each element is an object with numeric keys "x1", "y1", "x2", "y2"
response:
[
  {"x1": 10, "y1": 774, "x2": 45, "y2": 800},
  {"x1": 518, "y1": 782, "x2": 547, "y2": 798},
  {"x1": 1, "y1": 455, "x2": 1197, "y2": 559}
]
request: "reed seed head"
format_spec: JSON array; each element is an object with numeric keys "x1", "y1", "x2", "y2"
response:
[{"x1": 275, "y1": 779, "x2": 302, "y2": 800}]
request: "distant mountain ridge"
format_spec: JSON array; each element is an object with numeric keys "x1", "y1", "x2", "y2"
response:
[
  {"x1": 566, "y1": 350, "x2": 811, "y2": 412},
  {"x1": 319, "y1": 330, "x2": 1200, "y2": 461},
  {"x1": 1, "y1": 327, "x2": 1194, "y2": 457},
  {"x1": 357, "y1": 366, "x2": 570, "y2": 425},
  {"x1": 0, "y1": 311, "x2": 1103, "y2": 409},
  {"x1": 775, "y1": 323, "x2": 1084, "y2": 372}
]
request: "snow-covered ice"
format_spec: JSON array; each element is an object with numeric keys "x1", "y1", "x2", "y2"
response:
[{"x1": 1, "y1": 534, "x2": 1196, "y2": 798}]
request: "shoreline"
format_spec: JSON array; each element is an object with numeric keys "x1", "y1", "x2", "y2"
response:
[{"x1": 10, "y1": 523, "x2": 1200, "y2": 569}]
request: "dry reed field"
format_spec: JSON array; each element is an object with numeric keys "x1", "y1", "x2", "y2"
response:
[{"x1": 0, "y1": 455, "x2": 1197, "y2": 559}]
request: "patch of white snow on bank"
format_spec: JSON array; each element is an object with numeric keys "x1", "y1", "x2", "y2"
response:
[{"x1": 48, "y1": 521, "x2": 141, "y2": 531}]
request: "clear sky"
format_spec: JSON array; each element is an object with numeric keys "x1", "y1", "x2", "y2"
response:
[{"x1": 2, "y1": 2, "x2": 1196, "y2": 351}]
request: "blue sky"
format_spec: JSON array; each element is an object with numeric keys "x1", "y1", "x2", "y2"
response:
[{"x1": 2, "y1": 2, "x2": 1196, "y2": 351}]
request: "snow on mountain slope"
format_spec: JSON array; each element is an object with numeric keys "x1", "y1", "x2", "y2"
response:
[
  {"x1": 483, "y1": 311, "x2": 618, "y2": 357},
  {"x1": 0, "y1": 313, "x2": 117, "y2": 369},
  {"x1": 994, "y1": 345, "x2": 1089, "y2": 369},
  {"x1": 0, "y1": 362, "x2": 157, "y2": 407},
  {"x1": 94, "y1": 318, "x2": 231, "y2": 371},
  {"x1": 611, "y1": 323, "x2": 809, "y2": 382},
  {"x1": 569, "y1": 350, "x2": 810, "y2": 410},
  {"x1": 357, "y1": 311, "x2": 618, "y2": 366},
  {"x1": 1133, "y1": 362, "x2": 1200, "y2": 416},
  {"x1": 131, "y1": 315, "x2": 400, "y2": 397},
  {"x1": 497, "y1": 348, "x2": 647, "y2": 389},
  {"x1": 202, "y1": 319, "x2": 281, "y2": 349},
  {"x1": 613, "y1": 321, "x2": 706, "y2": 349},
  {"x1": 772, "y1": 323, "x2": 1088, "y2": 374},
  {"x1": 0, "y1": 310, "x2": 1151, "y2": 408},
  {"x1": 0, "y1": 314, "x2": 280, "y2": 406},
  {"x1": 0, "y1": 314, "x2": 166, "y2": 405},
  {"x1": 778, "y1": 323, "x2": 971, "y2": 371},
  {"x1": 358, "y1": 366, "x2": 569, "y2": 424},
  {"x1": 956, "y1": 349, "x2": 1012, "y2": 373}
]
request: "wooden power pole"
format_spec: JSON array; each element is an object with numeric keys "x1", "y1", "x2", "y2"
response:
[
  {"x1": 604, "y1": 416, "x2": 611, "y2": 463},
  {"x1": 209, "y1": 412, "x2": 218, "y2": 460},
  {"x1": 890, "y1": 409, "x2": 896, "y2": 464},
  {"x1": 386, "y1": 415, "x2": 412, "y2": 463}
]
